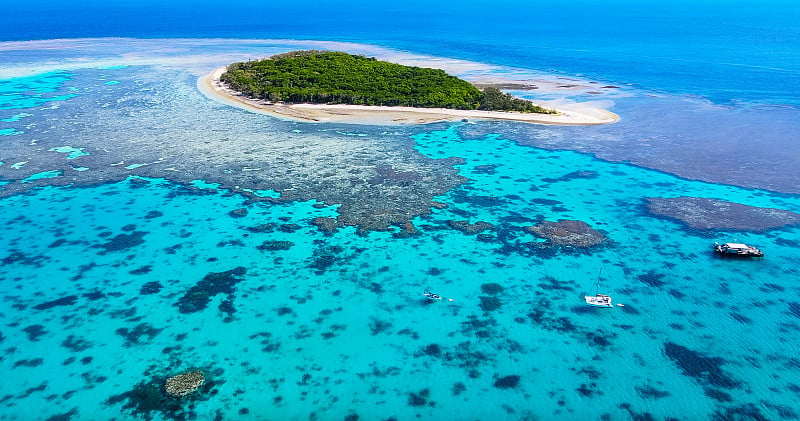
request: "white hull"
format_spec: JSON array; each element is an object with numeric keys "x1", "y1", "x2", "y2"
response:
[{"x1": 584, "y1": 294, "x2": 612, "y2": 308}]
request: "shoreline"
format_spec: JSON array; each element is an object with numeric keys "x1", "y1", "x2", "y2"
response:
[{"x1": 199, "y1": 67, "x2": 620, "y2": 126}]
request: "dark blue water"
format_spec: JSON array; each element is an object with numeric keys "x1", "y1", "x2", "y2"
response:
[{"x1": 4, "y1": 0, "x2": 800, "y2": 105}]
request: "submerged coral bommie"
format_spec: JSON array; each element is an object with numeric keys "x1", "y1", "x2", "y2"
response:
[
  {"x1": 165, "y1": 370, "x2": 205, "y2": 397},
  {"x1": 526, "y1": 219, "x2": 606, "y2": 247}
]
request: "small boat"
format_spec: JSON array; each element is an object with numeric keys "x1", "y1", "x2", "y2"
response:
[
  {"x1": 714, "y1": 242, "x2": 764, "y2": 258},
  {"x1": 585, "y1": 293, "x2": 613, "y2": 308},
  {"x1": 423, "y1": 288, "x2": 442, "y2": 300},
  {"x1": 585, "y1": 268, "x2": 613, "y2": 308}
]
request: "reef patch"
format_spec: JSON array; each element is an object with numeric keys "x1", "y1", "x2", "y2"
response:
[
  {"x1": 525, "y1": 219, "x2": 606, "y2": 247},
  {"x1": 493, "y1": 375, "x2": 521, "y2": 389},
  {"x1": 175, "y1": 267, "x2": 247, "y2": 314},
  {"x1": 663, "y1": 342, "x2": 740, "y2": 389},
  {"x1": 446, "y1": 220, "x2": 494, "y2": 234},
  {"x1": 97, "y1": 231, "x2": 148, "y2": 254},
  {"x1": 106, "y1": 368, "x2": 220, "y2": 420},
  {"x1": 34, "y1": 295, "x2": 78, "y2": 311},
  {"x1": 646, "y1": 197, "x2": 800, "y2": 231}
]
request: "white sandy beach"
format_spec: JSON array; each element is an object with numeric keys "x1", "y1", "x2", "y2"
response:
[{"x1": 199, "y1": 67, "x2": 619, "y2": 126}]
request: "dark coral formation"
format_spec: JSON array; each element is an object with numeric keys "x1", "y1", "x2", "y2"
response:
[
  {"x1": 106, "y1": 368, "x2": 220, "y2": 420},
  {"x1": 526, "y1": 219, "x2": 606, "y2": 247},
  {"x1": 446, "y1": 220, "x2": 494, "y2": 234},
  {"x1": 129, "y1": 265, "x2": 152, "y2": 275},
  {"x1": 309, "y1": 246, "x2": 344, "y2": 275},
  {"x1": 14, "y1": 358, "x2": 44, "y2": 368},
  {"x1": 646, "y1": 197, "x2": 800, "y2": 231},
  {"x1": 407, "y1": 389, "x2": 431, "y2": 407},
  {"x1": 229, "y1": 208, "x2": 248, "y2": 218},
  {"x1": 23, "y1": 325, "x2": 47, "y2": 341},
  {"x1": 638, "y1": 270, "x2": 667, "y2": 288},
  {"x1": 34, "y1": 295, "x2": 78, "y2": 311},
  {"x1": 479, "y1": 296, "x2": 502, "y2": 312},
  {"x1": 493, "y1": 375, "x2": 521, "y2": 389},
  {"x1": 541, "y1": 170, "x2": 599, "y2": 184},
  {"x1": 789, "y1": 302, "x2": 800, "y2": 319},
  {"x1": 392, "y1": 221, "x2": 420, "y2": 238},
  {"x1": 246, "y1": 223, "x2": 277, "y2": 233},
  {"x1": 663, "y1": 342, "x2": 740, "y2": 389},
  {"x1": 480, "y1": 283, "x2": 505, "y2": 295},
  {"x1": 139, "y1": 281, "x2": 163, "y2": 295},
  {"x1": 61, "y1": 335, "x2": 92, "y2": 352},
  {"x1": 1, "y1": 250, "x2": 49, "y2": 267},
  {"x1": 97, "y1": 230, "x2": 148, "y2": 254},
  {"x1": 175, "y1": 267, "x2": 247, "y2": 314},
  {"x1": 636, "y1": 385, "x2": 670, "y2": 399},
  {"x1": 311, "y1": 217, "x2": 338, "y2": 234},
  {"x1": 115, "y1": 323, "x2": 163, "y2": 347},
  {"x1": 278, "y1": 223, "x2": 301, "y2": 233},
  {"x1": 257, "y1": 241, "x2": 294, "y2": 251}
]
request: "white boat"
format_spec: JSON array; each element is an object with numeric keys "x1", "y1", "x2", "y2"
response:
[
  {"x1": 585, "y1": 268, "x2": 613, "y2": 308},
  {"x1": 714, "y1": 241, "x2": 764, "y2": 258},
  {"x1": 423, "y1": 287, "x2": 454, "y2": 302},
  {"x1": 423, "y1": 287, "x2": 442, "y2": 300},
  {"x1": 585, "y1": 293, "x2": 613, "y2": 307}
]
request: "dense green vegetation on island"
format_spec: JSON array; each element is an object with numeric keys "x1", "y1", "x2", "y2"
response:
[{"x1": 220, "y1": 51, "x2": 555, "y2": 114}]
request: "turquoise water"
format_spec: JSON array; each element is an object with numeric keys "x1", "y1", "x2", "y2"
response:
[
  {"x1": 0, "y1": 72, "x2": 76, "y2": 110},
  {"x1": 3, "y1": 117, "x2": 800, "y2": 419},
  {"x1": 0, "y1": 7, "x2": 799, "y2": 418}
]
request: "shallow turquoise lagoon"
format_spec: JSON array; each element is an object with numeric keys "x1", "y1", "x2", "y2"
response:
[
  {"x1": 2, "y1": 122, "x2": 799, "y2": 420},
  {"x1": 1, "y1": 40, "x2": 799, "y2": 420},
  {"x1": 0, "y1": 71, "x2": 77, "y2": 110}
]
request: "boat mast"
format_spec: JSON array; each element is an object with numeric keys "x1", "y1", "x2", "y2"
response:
[{"x1": 596, "y1": 267, "x2": 603, "y2": 294}]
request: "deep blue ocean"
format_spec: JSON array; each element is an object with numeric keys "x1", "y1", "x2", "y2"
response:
[
  {"x1": 2, "y1": 2, "x2": 800, "y2": 420},
  {"x1": 4, "y1": 0, "x2": 800, "y2": 105}
]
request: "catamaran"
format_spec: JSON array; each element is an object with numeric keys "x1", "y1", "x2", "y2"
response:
[
  {"x1": 585, "y1": 268, "x2": 613, "y2": 308},
  {"x1": 423, "y1": 288, "x2": 442, "y2": 300},
  {"x1": 585, "y1": 293, "x2": 613, "y2": 307}
]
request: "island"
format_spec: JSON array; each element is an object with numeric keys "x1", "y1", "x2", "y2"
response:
[{"x1": 200, "y1": 50, "x2": 619, "y2": 126}]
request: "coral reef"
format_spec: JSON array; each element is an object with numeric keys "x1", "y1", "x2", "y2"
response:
[
  {"x1": 257, "y1": 241, "x2": 294, "y2": 251},
  {"x1": 311, "y1": 217, "x2": 338, "y2": 234},
  {"x1": 446, "y1": 220, "x2": 494, "y2": 234},
  {"x1": 34, "y1": 295, "x2": 78, "y2": 311},
  {"x1": 646, "y1": 197, "x2": 800, "y2": 231},
  {"x1": 494, "y1": 375, "x2": 521, "y2": 389},
  {"x1": 663, "y1": 342, "x2": 739, "y2": 389},
  {"x1": 175, "y1": 267, "x2": 247, "y2": 314},
  {"x1": 164, "y1": 371, "x2": 205, "y2": 397},
  {"x1": 115, "y1": 323, "x2": 163, "y2": 347},
  {"x1": 96, "y1": 230, "x2": 148, "y2": 254},
  {"x1": 526, "y1": 219, "x2": 606, "y2": 247},
  {"x1": 106, "y1": 366, "x2": 224, "y2": 420}
]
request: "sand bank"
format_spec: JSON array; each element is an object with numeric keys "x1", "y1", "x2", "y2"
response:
[{"x1": 199, "y1": 67, "x2": 619, "y2": 126}]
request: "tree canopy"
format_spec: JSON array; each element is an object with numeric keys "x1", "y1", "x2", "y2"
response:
[{"x1": 220, "y1": 50, "x2": 555, "y2": 114}]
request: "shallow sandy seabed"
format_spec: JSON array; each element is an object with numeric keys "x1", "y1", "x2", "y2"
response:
[{"x1": 200, "y1": 67, "x2": 619, "y2": 126}]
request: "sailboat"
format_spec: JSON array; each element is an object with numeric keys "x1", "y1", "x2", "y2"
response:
[
  {"x1": 423, "y1": 287, "x2": 442, "y2": 301},
  {"x1": 422, "y1": 286, "x2": 454, "y2": 302},
  {"x1": 585, "y1": 268, "x2": 613, "y2": 308}
]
